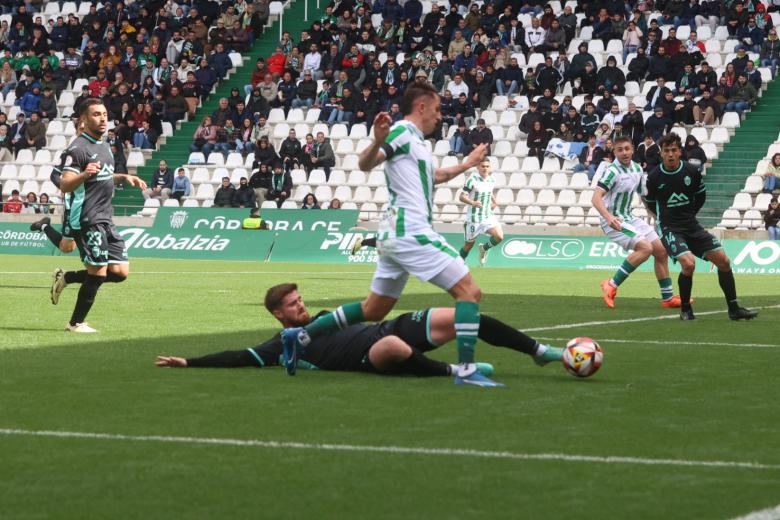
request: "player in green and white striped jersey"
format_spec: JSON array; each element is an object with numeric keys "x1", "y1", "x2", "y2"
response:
[
  {"x1": 279, "y1": 84, "x2": 564, "y2": 387},
  {"x1": 459, "y1": 158, "x2": 503, "y2": 266},
  {"x1": 592, "y1": 136, "x2": 682, "y2": 309}
]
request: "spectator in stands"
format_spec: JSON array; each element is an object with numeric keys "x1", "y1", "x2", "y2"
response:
[
  {"x1": 0, "y1": 124, "x2": 12, "y2": 162},
  {"x1": 0, "y1": 61, "x2": 16, "y2": 96},
  {"x1": 496, "y1": 56, "x2": 522, "y2": 96},
  {"x1": 621, "y1": 103, "x2": 645, "y2": 146},
  {"x1": 301, "y1": 193, "x2": 320, "y2": 210},
  {"x1": 683, "y1": 135, "x2": 707, "y2": 174},
  {"x1": 623, "y1": 20, "x2": 643, "y2": 61},
  {"x1": 737, "y1": 17, "x2": 764, "y2": 53},
  {"x1": 692, "y1": 88, "x2": 720, "y2": 127},
  {"x1": 445, "y1": 73, "x2": 468, "y2": 98},
  {"x1": 195, "y1": 58, "x2": 218, "y2": 99},
  {"x1": 645, "y1": 77, "x2": 672, "y2": 110},
  {"x1": 21, "y1": 192, "x2": 37, "y2": 214},
  {"x1": 37, "y1": 87, "x2": 56, "y2": 120},
  {"x1": 291, "y1": 70, "x2": 318, "y2": 109},
  {"x1": 166, "y1": 167, "x2": 191, "y2": 204},
  {"x1": 448, "y1": 119, "x2": 470, "y2": 156},
  {"x1": 143, "y1": 160, "x2": 174, "y2": 201},
  {"x1": 266, "y1": 163, "x2": 292, "y2": 208},
  {"x1": 21, "y1": 111, "x2": 44, "y2": 152},
  {"x1": 305, "y1": 131, "x2": 335, "y2": 178},
  {"x1": 525, "y1": 17, "x2": 545, "y2": 54},
  {"x1": 214, "y1": 178, "x2": 237, "y2": 208},
  {"x1": 191, "y1": 116, "x2": 218, "y2": 155},
  {"x1": 280, "y1": 129, "x2": 302, "y2": 173},
  {"x1": 763, "y1": 153, "x2": 780, "y2": 194},
  {"x1": 328, "y1": 198, "x2": 342, "y2": 209},
  {"x1": 760, "y1": 28, "x2": 780, "y2": 78},
  {"x1": 37, "y1": 193, "x2": 54, "y2": 215},
  {"x1": 635, "y1": 133, "x2": 661, "y2": 171},
  {"x1": 469, "y1": 118, "x2": 493, "y2": 155},
  {"x1": 645, "y1": 106, "x2": 673, "y2": 142},
  {"x1": 646, "y1": 45, "x2": 670, "y2": 81},
  {"x1": 765, "y1": 198, "x2": 780, "y2": 239},
  {"x1": 354, "y1": 85, "x2": 379, "y2": 128},
  {"x1": 744, "y1": 60, "x2": 763, "y2": 91},
  {"x1": 725, "y1": 73, "x2": 757, "y2": 116},
  {"x1": 453, "y1": 92, "x2": 475, "y2": 128},
  {"x1": 234, "y1": 118, "x2": 256, "y2": 156},
  {"x1": 3, "y1": 189, "x2": 22, "y2": 213},
  {"x1": 573, "y1": 135, "x2": 603, "y2": 180},
  {"x1": 233, "y1": 177, "x2": 257, "y2": 209},
  {"x1": 527, "y1": 120, "x2": 549, "y2": 163},
  {"x1": 696, "y1": 0, "x2": 721, "y2": 34},
  {"x1": 164, "y1": 85, "x2": 188, "y2": 125},
  {"x1": 17, "y1": 82, "x2": 40, "y2": 117},
  {"x1": 133, "y1": 120, "x2": 158, "y2": 150},
  {"x1": 250, "y1": 162, "x2": 273, "y2": 204}
]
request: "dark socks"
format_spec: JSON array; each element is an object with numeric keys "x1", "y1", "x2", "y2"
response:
[
  {"x1": 718, "y1": 269, "x2": 739, "y2": 310},
  {"x1": 395, "y1": 348, "x2": 450, "y2": 376},
  {"x1": 105, "y1": 272, "x2": 127, "y2": 283},
  {"x1": 69, "y1": 274, "x2": 105, "y2": 326},
  {"x1": 64, "y1": 270, "x2": 87, "y2": 284},
  {"x1": 363, "y1": 237, "x2": 377, "y2": 248},
  {"x1": 678, "y1": 273, "x2": 693, "y2": 309},
  {"x1": 478, "y1": 314, "x2": 538, "y2": 356},
  {"x1": 41, "y1": 224, "x2": 63, "y2": 247}
]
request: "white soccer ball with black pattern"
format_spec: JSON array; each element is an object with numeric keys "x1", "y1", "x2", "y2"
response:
[{"x1": 561, "y1": 337, "x2": 603, "y2": 378}]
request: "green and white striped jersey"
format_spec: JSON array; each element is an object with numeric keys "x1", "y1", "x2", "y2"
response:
[
  {"x1": 379, "y1": 120, "x2": 436, "y2": 237},
  {"x1": 596, "y1": 159, "x2": 645, "y2": 222},
  {"x1": 462, "y1": 172, "x2": 495, "y2": 223}
]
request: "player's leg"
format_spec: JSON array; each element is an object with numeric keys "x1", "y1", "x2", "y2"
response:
[
  {"x1": 367, "y1": 335, "x2": 450, "y2": 376},
  {"x1": 350, "y1": 235, "x2": 377, "y2": 255},
  {"x1": 478, "y1": 225, "x2": 503, "y2": 266},
  {"x1": 426, "y1": 307, "x2": 563, "y2": 365},
  {"x1": 459, "y1": 239, "x2": 475, "y2": 259},
  {"x1": 676, "y1": 252, "x2": 696, "y2": 320},
  {"x1": 105, "y1": 226, "x2": 130, "y2": 283},
  {"x1": 703, "y1": 248, "x2": 759, "y2": 320},
  {"x1": 67, "y1": 225, "x2": 111, "y2": 332},
  {"x1": 601, "y1": 236, "x2": 652, "y2": 308},
  {"x1": 650, "y1": 238, "x2": 677, "y2": 306}
]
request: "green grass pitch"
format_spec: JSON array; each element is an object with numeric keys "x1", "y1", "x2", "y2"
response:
[{"x1": 1, "y1": 255, "x2": 778, "y2": 519}]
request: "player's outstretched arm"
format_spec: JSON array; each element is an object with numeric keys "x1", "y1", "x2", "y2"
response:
[
  {"x1": 115, "y1": 173, "x2": 148, "y2": 190},
  {"x1": 358, "y1": 112, "x2": 392, "y2": 172},
  {"x1": 155, "y1": 356, "x2": 188, "y2": 367},
  {"x1": 434, "y1": 143, "x2": 487, "y2": 184}
]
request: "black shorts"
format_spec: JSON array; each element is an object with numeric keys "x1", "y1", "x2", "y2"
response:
[
  {"x1": 659, "y1": 223, "x2": 722, "y2": 260},
  {"x1": 334, "y1": 310, "x2": 437, "y2": 373},
  {"x1": 74, "y1": 222, "x2": 128, "y2": 266}
]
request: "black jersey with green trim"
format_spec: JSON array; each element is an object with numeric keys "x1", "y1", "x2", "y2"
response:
[
  {"x1": 54, "y1": 133, "x2": 115, "y2": 230},
  {"x1": 645, "y1": 161, "x2": 705, "y2": 230}
]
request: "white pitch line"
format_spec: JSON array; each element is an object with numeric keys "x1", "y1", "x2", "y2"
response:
[
  {"x1": 536, "y1": 337, "x2": 780, "y2": 349},
  {"x1": 1, "y1": 428, "x2": 779, "y2": 471},
  {"x1": 525, "y1": 304, "x2": 780, "y2": 332},
  {"x1": 732, "y1": 504, "x2": 780, "y2": 520}
]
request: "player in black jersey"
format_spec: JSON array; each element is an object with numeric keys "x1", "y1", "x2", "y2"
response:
[
  {"x1": 53, "y1": 99, "x2": 147, "y2": 333},
  {"x1": 644, "y1": 134, "x2": 758, "y2": 321},
  {"x1": 155, "y1": 283, "x2": 563, "y2": 374}
]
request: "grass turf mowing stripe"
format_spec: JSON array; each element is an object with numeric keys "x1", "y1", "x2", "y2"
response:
[
  {"x1": 2, "y1": 428, "x2": 779, "y2": 471},
  {"x1": 732, "y1": 503, "x2": 780, "y2": 520},
  {"x1": 536, "y1": 338, "x2": 780, "y2": 349},
  {"x1": 524, "y1": 304, "x2": 780, "y2": 332}
]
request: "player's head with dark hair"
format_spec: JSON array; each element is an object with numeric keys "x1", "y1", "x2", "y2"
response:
[
  {"x1": 78, "y1": 98, "x2": 108, "y2": 137},
  {"x1": 264, "y1": 283, "x2": 311, "y2": 326},
  {"x1": 659, "y1": 133, "x2": 683, "y2": 169},
  {"x1": 613, "y1": 136, "x2": 634, "y2": 166}
]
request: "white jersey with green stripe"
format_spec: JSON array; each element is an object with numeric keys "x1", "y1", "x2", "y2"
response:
[
  {"x1": 378, "y1": 119, "x2": 435, "y2": 238},
  {"x1": 596, "y1": 159, "x2": 645, "y2": 224},
  {"x1": 462, "y1": 172, "x2": 495, "y2": 223}
]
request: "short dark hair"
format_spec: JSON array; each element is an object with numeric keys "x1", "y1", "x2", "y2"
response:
[
  {"x1": 400, "y1": 82, "x2": 438, "y2": 115},
  {"x1": 78, "y1": 98, "x2": 105, "y2": 118},
  {"x1": 659, "y1": 133, "x2": 682, "y2": 150},
  {"x1": 614, "y1": 135, "x2": 633, "y2": 147},
  {"x1": 264, "y1": 283, "x2": 298, "y2": 313}
]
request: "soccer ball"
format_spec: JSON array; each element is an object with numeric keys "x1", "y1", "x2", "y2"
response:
[{"x1": 561, "y1": 337, "x2": 603, "y2": 378}]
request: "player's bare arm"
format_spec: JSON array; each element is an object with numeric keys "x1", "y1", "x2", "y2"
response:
[
  {"x1": 434, "y1": 143, "x2": 487, "y2": 184},
  {"x1": 114, "y1": 173, "x2": 148, "y2": 190},
  {"x1": 591, "y1": 188, "x2": 622, "y2": 231},
  {"x1": 358, "y1": 112, "x2": 392, "y2": 171},
  {"x1": 156, "y1": 356, "x2": 188, "y2": 367},
  {"x1": 459, "y1": 190, "x2": 482, "y2": 208},
  {"x1": 59, "y1": 162, "x2": 101, "y2": 193}
]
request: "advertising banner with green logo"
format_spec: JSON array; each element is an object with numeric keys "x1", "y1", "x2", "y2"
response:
[{"x1": 1, "y1": 218, "x2": 778, "y2": 275}]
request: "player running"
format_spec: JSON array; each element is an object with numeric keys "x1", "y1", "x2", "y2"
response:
[
  {"x1": 644, "y1": 134, "x2": 758, "y2": 321},
  {"x1": 458, "y1": 158, "x2": 503, "y2": 266},
  {"x1": 592, "y1": 136, "x2": 683, "y2": 309},
  {"x1": 281, "y1": 83, "x2": 562, "y2": 387},
  {"x1": 51, "y1": 99, "x2": 147, "y2": 332},
  {"x1": 156, "y1": 283, "x2": 563, "y2": 376}
]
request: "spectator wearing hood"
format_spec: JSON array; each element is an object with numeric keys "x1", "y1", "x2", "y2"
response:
[
  {"x1": 683, "y1": 135, "x2": 707, "y2": 173},
  {"x1": 17, "y1": 82, "x2": 41, "y2": 116}
]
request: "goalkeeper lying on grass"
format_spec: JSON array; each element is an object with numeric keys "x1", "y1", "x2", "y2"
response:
[{"x1": 156, "y1": 283, "x2": 563, "y2": 376}]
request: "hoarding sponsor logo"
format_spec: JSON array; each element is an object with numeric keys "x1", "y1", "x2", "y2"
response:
[{"x1": 502, "y1": 238, "x2": 585, "y2": 260}]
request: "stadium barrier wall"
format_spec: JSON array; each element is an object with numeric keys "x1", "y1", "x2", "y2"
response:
[{"x1": 1, "y1": 213, "x2": 778, "y2": 275}]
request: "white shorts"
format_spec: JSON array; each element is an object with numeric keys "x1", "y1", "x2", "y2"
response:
[
  {"x1": 600, "y1": 217, "x2": 659, "y2": 250},
  {"x1": 370, "y1": 231, "x2": 469, "y2": 299},
  {"x1": 464, "y1": 216, "x2": 500, "y2": 243}
]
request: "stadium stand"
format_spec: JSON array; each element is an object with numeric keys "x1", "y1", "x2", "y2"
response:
[{"x1": 0, "y1": 0, "x2": 778, "y2": 237}]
